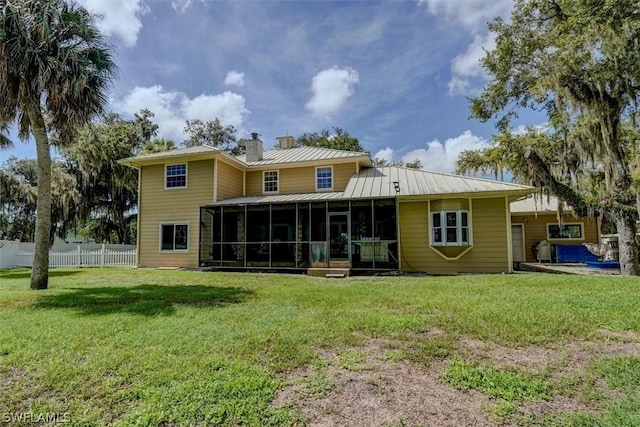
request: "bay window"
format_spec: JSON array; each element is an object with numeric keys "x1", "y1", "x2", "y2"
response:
[{"x1": 431, "y1": 211, "x2": 470, "y2": 246}]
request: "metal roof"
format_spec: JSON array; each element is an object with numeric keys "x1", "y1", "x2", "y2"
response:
[
  {"x1": 236, "y1": 145, "x2": 369, "y2": 166},
  {"x1": 211, "y1": 167, "x2": 534, "y2": 206},
  {"x1": 511, "y1": 195, "x2": 570, "y2": 214},
  {"x1": 211, "y1": 191, "x2": 345, "y2": 206},
  {"x1": 119, "y1": 145, "x2": 219, "y2": 165},
  {"x1": 343, "y1": 167, "x2": 534, "y2": 198},
  {"x1": 119, "y1": 144, "x2": 369, "y2": 169}
]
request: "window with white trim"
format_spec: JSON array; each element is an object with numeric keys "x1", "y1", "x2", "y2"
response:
[
  {"x1": 431, "y1": 211, "x2": 471, "y2": 246},
  {"x1": 316, "y1": 166, "x2": 333, "y2": 191},
  {"x1": 547, "y1": 223, "x2": 583, "y2": 239},
  {"x1": 263, "y1": 171, "x2": 278, "y2": 193},
  {"x1": 161, "y1": 223, "x2": 188, "y2": 251},
  {"x1": 165, "y1": 164, "x2": 187, "y2": 188}
]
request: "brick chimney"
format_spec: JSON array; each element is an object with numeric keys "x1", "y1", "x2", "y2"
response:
[
  {"x1": 276, "y1": 135, "x2": 297, "y2": 150},
  {"x1": 245, "y1": 132, "x2": 263, "y2": 161}
]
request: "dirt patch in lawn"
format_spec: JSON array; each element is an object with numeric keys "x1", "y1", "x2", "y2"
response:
[
  {"x1": 272, "y1": 331, "x2": 640, "y2": 426},
  {"x1": 0, "y1": 367, "x2": 27, "y2": 389},
  {"x1": 273, "y1": 342, "x2": 493, "y2": 426}
]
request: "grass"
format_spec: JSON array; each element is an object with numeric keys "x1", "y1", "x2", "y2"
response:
[
  {"x1": 1, "y1": 268, "x2": 640, "y2": 425},
  {"x1": 442, "y1": 360, "x2": 550, "y2": 402}
]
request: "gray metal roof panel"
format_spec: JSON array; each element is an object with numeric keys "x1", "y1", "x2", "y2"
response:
[
  {"x1": 236, "y1": 145, "x2": 369, "y2": 166},
  {"x1": 343, "y1": 167, "x2": 533, "y2": 198},
  {"x1": 211, "y1": 191, "x2": 345, "y2": 206},
  {"x1": 510, "y1": 195, "x2": 569, "y2": 214},
  {"x1": 209, "y1": 167, "x2": 534, "y2": 207}
]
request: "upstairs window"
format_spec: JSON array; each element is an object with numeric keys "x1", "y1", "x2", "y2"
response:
[
  {"x1": 263, "y1": 170, "x2": 278, "y2": 193},
  {"x1": 431, "y1": 211, "x2": 471, "y2": 246},
  {"x1": 165, "y1": 164, "x2": 187, "y2": 188},
  {"x1": 160, "y1": 223, "x2": 188, "y2": 251},
  {"x1": 547, "y1": 223, "x2": 583, "y2": 240},
  {"x1": 316, "y1": 166, "x2": 333, "y2": 191}
]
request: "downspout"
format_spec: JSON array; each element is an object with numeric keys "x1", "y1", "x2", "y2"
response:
[
  {"x1": 505, "y1": 196, "x2": 513, "y2": 273},
  {"x1": 213, "y1": 158, "x2": 218, "y2": 202},
  {"x1": 136, "y1": 165, "x2": 142, "y2": 267},
  {"x1": 198, "y1": 207, "x2": 202, "y2": 267},
  {"x1": 396, "y1": 197, "x2": 402, "y2": 272}
]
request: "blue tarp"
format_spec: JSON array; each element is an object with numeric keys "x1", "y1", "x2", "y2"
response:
[{"x1": 555, "y1": 244, "x2": 599, "y2": 263}]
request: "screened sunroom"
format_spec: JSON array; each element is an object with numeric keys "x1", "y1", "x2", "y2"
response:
[{"x1": 199, "y1": 199, "x2": 399, "y2": 272}]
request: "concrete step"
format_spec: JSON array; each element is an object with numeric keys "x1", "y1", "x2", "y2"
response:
[{"x1": 307, "y1": 268, "x2": 350, "y2": 278}]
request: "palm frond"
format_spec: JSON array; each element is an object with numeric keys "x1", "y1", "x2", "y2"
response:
[{"x1": 0, "y1": 0, "x2": 117, "y2": 142}]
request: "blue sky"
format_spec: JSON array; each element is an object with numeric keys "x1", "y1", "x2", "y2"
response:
[{"x1": 0, "y1": 0, "x2": 543, "y2": 174}]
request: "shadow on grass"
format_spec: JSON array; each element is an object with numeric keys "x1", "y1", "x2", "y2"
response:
[
  {"x1": 34, "y1": 284, "x2": 253, "y2": 316},
  {"x1": 0, "y1": 269, "x2": 82, "y2": 280}
]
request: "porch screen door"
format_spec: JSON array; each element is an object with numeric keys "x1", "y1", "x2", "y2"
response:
[{"x1": 328, "y1": 213, "x2": 350, "y2": 262}]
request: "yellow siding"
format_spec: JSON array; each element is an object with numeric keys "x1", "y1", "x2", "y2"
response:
[
  {"x1": 280, "y1": 168, "x2": 315, "y2": 193},
  {"x1": 245, "y1": 170, "x2": 262, "y2": 196},
  {"x1": 399, "y1": 198, "x2": 510, "y2": 274},
  {"x1": 216, "y1": 160, "x2": 243, "y2": 200},
  {"x1": 511, "y1": 213, "x2": 599, "y2": 262},
  {"x1": 138, "y1": 160, "x2": 214, "y2": 268},
  {"x1": 332, "y1": 163, "x2": 356, "y2": 191},
  {"x1": 431, "y1": 199, "x2": 469, "y2": 211},
  {"x1": 245, "y1": 162, "x2": 357, "y2": 196}
]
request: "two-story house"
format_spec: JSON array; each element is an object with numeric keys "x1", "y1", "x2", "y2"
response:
[{"x1": 119, "y1": 135, "x2": 533, "y2": 275}]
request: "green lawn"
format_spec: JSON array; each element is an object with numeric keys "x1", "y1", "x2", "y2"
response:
[{"x1": 0, "y1": 268, "x2": 639, "y2": 425}]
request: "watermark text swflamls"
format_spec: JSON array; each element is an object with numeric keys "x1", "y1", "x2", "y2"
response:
[{"x1": 2, "y1": 412, "x2": 70, "y2": 424}]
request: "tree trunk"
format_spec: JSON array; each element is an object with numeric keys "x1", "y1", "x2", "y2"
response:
[
  {"x1": 525, "y1": 149, "x2": 639, "y2": 275},
  {"x1": 606, "y1": 116, "x2": 640, "y2": 275},
  {"x1": 27, "y1": 101, "x2": 52, "y2": 290},
  {"x1": 613, "y1": 212, "x2": 640, "y2": 275}
]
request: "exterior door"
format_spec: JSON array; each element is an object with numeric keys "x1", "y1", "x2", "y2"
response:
[
  {"x1": 328, "y1": 213, "x2": 350, "y2": 262},
  {"x1": 511, "y1": 224, "x2": 525, "y2": 264}
]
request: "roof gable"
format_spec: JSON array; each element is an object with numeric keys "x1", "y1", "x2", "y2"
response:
[{"x1": 119, "y1": 145, "x2": 220, "y2": 167}]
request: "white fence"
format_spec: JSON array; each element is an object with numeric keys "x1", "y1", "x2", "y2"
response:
[
  {"x1": 0, "y1": 240, "x2": 136, "y2": 269},
  {"x1": 0, "y1": 240, "x2": 20, "y2": 269}
]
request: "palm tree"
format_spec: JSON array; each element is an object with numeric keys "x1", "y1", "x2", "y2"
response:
[
  {"x1": 0, "y1": 123, "x2": 12, "y2": 149},
  {"x1": 0, "y1": 0, "x2": 116, "y2": 289}
]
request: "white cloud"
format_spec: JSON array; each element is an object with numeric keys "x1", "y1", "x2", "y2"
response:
[
  {"x1": 405, "y1": 131, "x2": 490, "y2": 173},
  {"x1": 373, "y1": 147, "x2": 394, "y2": 163},
  {"x1": 305, "y1": 67, "x2": 360, "y2": 116},
  {"x1": 78, "y1": 0, "x2": 148, "y2": 47},
  {"x1": 418, "y1": 0, "x2": 512, "y2": 32},
  {"x1": 451, "y1": 33, "x2": 495, "y2": 78},
  {"x1": 171, "y1": 0, "x2": 192, "y2": 13},
  {"x1": 418, "y1": 0, "x2": 512, "y2": 96},
  {"x1": 333, "y1": 17, "x2": 387, "y2": 47},
  {"x1": 224, "y1": 71, "x2": 245, "y2": 87},
  {"x1": 112, "y1": 85, "x2": 250, "y2": 142},
  {"x1": 447, "y1": 76, "x2": 473, "y2": 97},
  {"x1": 376, "y1": 130, "x2": 490, "y2": 173},
  {"x1": 447, "y1": 33, "x2": 496, "y2": 95},
  {"x1": 171, "y1": 0, "x2": 208, "y2": 13},
  {"x1": 513, "y1": 122, "x2": 551, "y2": 135}
]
